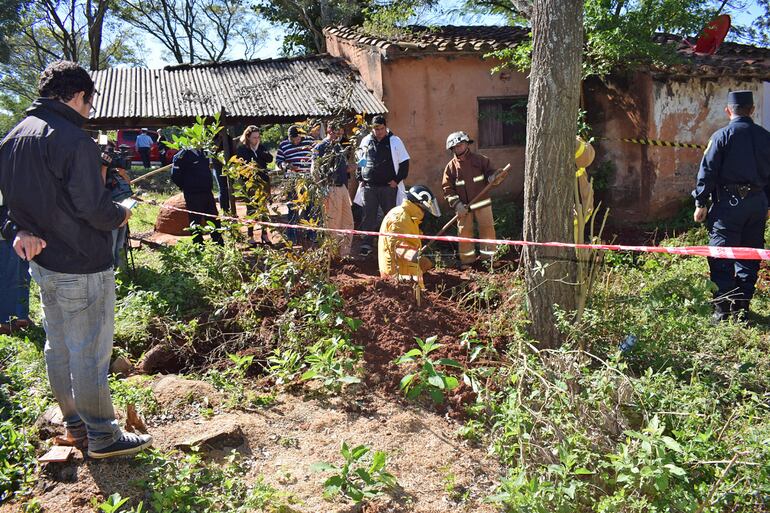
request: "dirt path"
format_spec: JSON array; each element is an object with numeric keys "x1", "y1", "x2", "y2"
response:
[{"x1": 11, "y1": 392, "x2": 501, "y2": 512}]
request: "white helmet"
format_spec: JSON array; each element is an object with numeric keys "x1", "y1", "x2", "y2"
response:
[{"x1": 446, "y1": 131, "x2": 473, "y2": 150}]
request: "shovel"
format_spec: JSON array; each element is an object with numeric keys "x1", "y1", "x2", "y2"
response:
[{"x1": 423, "y1": 163, "x2": 510, "y2": 252}]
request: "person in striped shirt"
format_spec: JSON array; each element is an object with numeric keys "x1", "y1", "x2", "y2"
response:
[
  {"x1": 276, "y1": 125, "x2": 316, "y2": 242},
  {"x1": 276, "y1": 125, "x2": 314, "y2": 172}
]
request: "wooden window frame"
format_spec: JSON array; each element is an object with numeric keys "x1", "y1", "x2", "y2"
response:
[{"x1": 477, "y1": 96, "x2": 528, "y2": 149}]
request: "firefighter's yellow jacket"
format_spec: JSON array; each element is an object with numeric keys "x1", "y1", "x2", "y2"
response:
[{"x1": 378, "y1": 199, "x2": 425, "y2": 285}]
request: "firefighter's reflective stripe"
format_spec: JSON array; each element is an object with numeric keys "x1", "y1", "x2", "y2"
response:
[
  {"x1": 461, "y1": 249, "x2": 477, "y2": 257},
  {"x1": 446, "y1": 194, "x2": 459, "y2": 203},
  {"x1": 469, "y1": 198, "x2": 492, "y2": 210},
  {"x1": 473, "y1": 174, "x2": 485, "y2": 183},
  {"x1": 479, "y1": 248, "x2": 496, "y2": 255},
  {"x1": 575, "y1": 140, "x2": 586, "y2": 159},
  {"x1": 456, "y1": 179, "x2": 466, "y2": 186}
]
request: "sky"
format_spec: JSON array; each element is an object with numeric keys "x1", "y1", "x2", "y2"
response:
[
  {"x1": 142, "y1": 0, "x2": 766, "y2": 69},
  {"x1": 143, "y1": 0, "x2": 508, "y2": 68}
]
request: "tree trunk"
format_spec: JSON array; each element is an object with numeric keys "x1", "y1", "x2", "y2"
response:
[
  {"x1": 522, "y1": 0, "x2": 583, "y2": 347},
  {"x1": 87, "y1": 0, "x2": 109, "y2": 70}
]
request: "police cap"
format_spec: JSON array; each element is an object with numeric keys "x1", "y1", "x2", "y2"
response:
[{"x1": 727, "y1": 90, "x2": 753, "y2": 106}]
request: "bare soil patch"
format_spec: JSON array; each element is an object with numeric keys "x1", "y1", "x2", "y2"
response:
[{"x1": 8, "y1": 392, "x2": 501, "y2": 513}]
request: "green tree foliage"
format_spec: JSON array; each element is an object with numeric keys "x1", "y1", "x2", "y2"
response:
[
  {"x1": 0, "y1": 0, "x2": 27, "y2": 63},
  {"x1": 582, "y1": 0, "x2": 724, "y2": 76},
  {"x1": 253, "y1": 0, "x2": 439, "y2": 55},
  {"x1": 253, "y1": 0, "x2": 368, "y2": 55},
  {"x1": 0, "y1": 1, "x2": 143, "y2": 135},
  {"x1": 484, "y1": 0, "x2": 754, "y2": 77},
  {"x1": 748, "y1": 0, "x2": 770, "y2": 46}
]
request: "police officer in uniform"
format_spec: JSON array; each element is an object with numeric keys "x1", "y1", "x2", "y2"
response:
[
  {"x1": 171, "y1": 147, "x2": 225, "y2": 246},
  {"x1": 693, "y1": 90, "x2": 770, "y2": 322}
]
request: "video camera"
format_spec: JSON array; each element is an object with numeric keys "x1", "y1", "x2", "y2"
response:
[{"x1": 100, "y1": 143, "x2": 133, "y2": 201}]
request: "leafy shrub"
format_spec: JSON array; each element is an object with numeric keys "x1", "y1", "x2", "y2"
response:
[
  {"x1": 267, "y1": 282, "x2": 363, "y2": 393},
  {"x1": 394, "y1": 336, "x2": 463, "y2": 404},
  {"x1": 311, "y1": 442, "x2": 398, "y2": 503},
  {"x1": 109, "y1": 375, "x2": 158, "y2": 415},
  {"x1": 0, "y1": 420, "x2": 36, "y2": 504},
  {"x1": 481, "y1": 346, "x2": 770, "y2": 512}
]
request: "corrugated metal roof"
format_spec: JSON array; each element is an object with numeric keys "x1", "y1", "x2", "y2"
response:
[
  {"x1": 325, "y1": 25, "x2": 528, "y2": 58},
  {"x1": 88, "y1": 54, "x2": 387, "y2": 128}
]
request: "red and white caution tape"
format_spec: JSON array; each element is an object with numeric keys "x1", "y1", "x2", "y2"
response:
[{"x1": 146, "y1": 200, "x2": 770, "y2": 261}]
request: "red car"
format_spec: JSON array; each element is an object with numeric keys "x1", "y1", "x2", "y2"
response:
[{"x1": 116, "y1": 129, "x2": 177, "y2": 166}]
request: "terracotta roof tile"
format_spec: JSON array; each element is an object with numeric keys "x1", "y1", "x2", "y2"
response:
[
  {"x1": 326, "y1": 25, "x2": 770, "y2": 78},
  {"x1": 650, "y1": 33, "x2": 770, "y2": 78},
  {"x1": 324, "y1": 25, "x2": 528, "y2": 56}
]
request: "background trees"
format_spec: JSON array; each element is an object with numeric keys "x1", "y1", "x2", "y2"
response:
[{"x1": 117, "y1": 0, "x2": 266, "y2": 64}]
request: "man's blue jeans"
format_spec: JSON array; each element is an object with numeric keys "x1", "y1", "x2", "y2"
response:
[
  {"x1": 0, "y1": 239, "x2": 30, "y2": 323},
  {"x1": 29, "y1": 262, "x2": 122, "y2": 450}
]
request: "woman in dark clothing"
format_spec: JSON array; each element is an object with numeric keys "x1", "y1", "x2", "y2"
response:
[{"x1": 236, "y1": 125, "x2": 273, "y2": 244}]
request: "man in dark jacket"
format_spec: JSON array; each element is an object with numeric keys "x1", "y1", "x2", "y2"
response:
[
  {"x1": 355, "y1": 115, "x2": 410, "y2": 257},
  {"x1": 171, "y1": 147, "x2": 224, "y2": 245},
  {"x1": 0, "y1": 61, "x2": 152, "y2": 458},
  {"x1": 693, "y1": 90, "x2": 770, "y2": 322}
]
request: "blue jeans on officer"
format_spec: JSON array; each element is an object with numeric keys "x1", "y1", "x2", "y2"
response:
[{"x1": 707, "y1": 191, "x2": 768, "y2": 317}]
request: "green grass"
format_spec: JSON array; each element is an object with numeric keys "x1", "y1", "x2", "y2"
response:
[{"x1": 128, "y1": 197, "x2": 163, "y2": 234}]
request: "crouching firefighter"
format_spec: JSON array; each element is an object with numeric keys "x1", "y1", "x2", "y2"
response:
[
  {"x1": 442, "y1": 131, "x2": 507, "y2": 269},
  {"x1": 378, "y1": 185, "x2": 441, "y2": 288}
]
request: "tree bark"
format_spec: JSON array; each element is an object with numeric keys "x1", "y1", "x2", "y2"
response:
[
  {"x1": 522, "y1": 0, "x2": 583, "y2": 347},
  {"x1": 86, "y1": 0, "x2": 109, "y2": 70}
]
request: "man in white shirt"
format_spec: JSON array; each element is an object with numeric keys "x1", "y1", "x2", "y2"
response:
[
  {"x1": 135, "y1": 128, "x2": 153, "y2": 170},
  {"x1": 355, "y1": 115, "x2": 410, "y2": 257}
]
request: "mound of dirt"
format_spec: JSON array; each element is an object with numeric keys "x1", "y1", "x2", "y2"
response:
[
  {"x1": 339, "y1": 278, "x2": 476, "y2": 394},
  {"x1": 154, "y1": 193, "x2": 190, "y2": 236}
]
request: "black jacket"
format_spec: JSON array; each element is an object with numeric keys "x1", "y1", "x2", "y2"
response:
[
  {"x1": 235, "y1": 144, "x2": 273, "y2": 186},
  {"x1": 359, "y1": 133, "x2": 409, "y2": 186},
  {"x1": 693, "y1": 116, "x2": 770, "y2": 206},
  {"x1": 0, "y1": 99, "x2": 125, "y2": 273},
  {"x1": 171, "y1": 149, "x2": 213, "y2": 193}
]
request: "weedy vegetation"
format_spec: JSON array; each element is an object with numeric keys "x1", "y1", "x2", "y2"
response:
[{"x1": 311, "y1": 442, "x2": 398, "y2": 503}]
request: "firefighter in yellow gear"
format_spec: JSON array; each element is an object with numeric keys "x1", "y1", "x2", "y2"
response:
[{"x1": 378, "y1": 185, "x2": 441, "y2": 288}]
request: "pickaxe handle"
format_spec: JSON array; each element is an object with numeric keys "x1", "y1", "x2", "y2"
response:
[{"x1": 423, "y1": 163, "x2": 511, "y2": 251}]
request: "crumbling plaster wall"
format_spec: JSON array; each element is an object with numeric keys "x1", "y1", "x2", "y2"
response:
[
  {"x1": 586, "y1": 73, "x2": 763, "y2": 222},
  {"x1": 648, "y1": 77, "x2": 763, "y2": 218}
]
